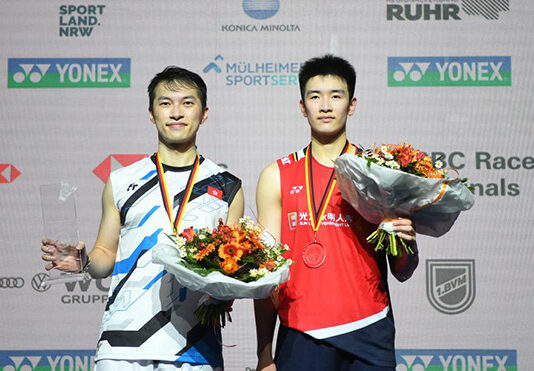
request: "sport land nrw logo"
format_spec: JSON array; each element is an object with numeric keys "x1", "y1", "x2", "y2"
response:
[
  {"x1": 7, "y1": 58, "x2": 130, "y2": 88},
  {"x1": 388, "y1": 56, "x2": 511, "y2": 87}
]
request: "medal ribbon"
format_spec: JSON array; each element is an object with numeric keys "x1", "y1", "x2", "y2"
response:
[
  {"x1": 156, "y1": 152, "x2": 200, "y2": 235},
  {"x1": 305, "y1": 141, "x2": 350, "y2": 234}
]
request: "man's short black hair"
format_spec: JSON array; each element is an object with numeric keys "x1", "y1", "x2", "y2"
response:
[
  {"x1": 298, "y1": 55, "x2": 356, "y2": 100},
  {"x1": 148, "y1": 66, "x2": 207, "y2": 112}
]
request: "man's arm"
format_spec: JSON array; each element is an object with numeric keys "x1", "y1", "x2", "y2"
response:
[
  {"x1": 388, "y1": 217, "x2": 419, "y2": 282},
  {"x1": 41, "y1": 178, "x2": 120, "y2": 279},
  {"x1": 254, "y1": 162, "x2": 282, "y2": 371},
  {"x1": 226, "y1": 187, "x2": 245, "y2": 224}
]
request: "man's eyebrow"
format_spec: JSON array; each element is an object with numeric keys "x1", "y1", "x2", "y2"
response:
[{"x1": 306, "y1": 89, "x2": 346, "y2": 95}]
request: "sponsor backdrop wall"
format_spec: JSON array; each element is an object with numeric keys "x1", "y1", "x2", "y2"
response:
[{"x1": 0, "y1": 1, "x2": 532, "y2": 370}]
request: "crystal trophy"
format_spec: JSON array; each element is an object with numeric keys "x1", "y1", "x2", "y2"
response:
[{"x1": 40, "y1": 182, "x2": 86, "y2": 285}]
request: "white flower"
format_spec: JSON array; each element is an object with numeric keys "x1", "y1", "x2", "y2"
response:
[
  {"x1": 283, "y1": 244, "x2": 290, "y2": 251},
  {"x1": 385, "y1": 160, "x2": 400, "y2": 169},
  {"x1": 249, "y1": 268, "x2": 259, "y2": 278},
  {"x1": 178, "y1": 249, "x2": 187, "y2": 258},
  {"x1": 434, "y1": 160, "x2": 443, "y2": 169},
  {"x1": 175, "y1": 236, "x2": 187, "y2": 249},
  {"x1": 199, "y1": 234, "x2": 206, "y2": 240},
  {"x1": 384, "y1": 152, "x2": 394, "y2": 160},
  {"x1": 376, "y1": 158, "x2": 385, "y2": 165},
  {"x1": 258, "y1": 267, "x2": 269, "y2": 276},
  {"x1": 380, "y1": 145, "x2": 389, "y2": 154}
]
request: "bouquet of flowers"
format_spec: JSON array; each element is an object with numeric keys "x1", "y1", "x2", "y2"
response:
[
  {"x1": 334, "y1": 143, "x2": 475, "y2": 256},
  {"x1": 152, "y1": 217, "x2": 292, "y2": 327}
]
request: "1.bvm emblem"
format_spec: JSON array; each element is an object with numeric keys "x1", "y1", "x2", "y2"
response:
[{"x1": 426, "y1": 259, "x2": 475, "y2": 314}]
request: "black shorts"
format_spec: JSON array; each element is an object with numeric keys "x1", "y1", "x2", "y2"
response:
[{"x1": 274, "y1": 325, "x2": 395, "y2": 371}]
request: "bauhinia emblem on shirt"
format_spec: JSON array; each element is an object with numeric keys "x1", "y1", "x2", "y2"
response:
[
  {"x1": 426, "y1": 259, "x2": 475, "y2": 314},
  {"x1": 207, "y1": 186, "x2": 223, "y2": 200}
]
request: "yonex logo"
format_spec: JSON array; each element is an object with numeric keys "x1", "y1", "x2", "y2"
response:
[
  {"x1": 242, "y1": 0, "x2": 280, "y2": 20},
  {"x1": 3, "y1": 356, "x2": 42, "y2": 371},
  {"x1": 8, "y1": 58, "x2": 131, "y2": 88},
  {"x1": 0, "y1": 277, "x2": 24, "y2": 288},
  {"x1": 290, "y1": 186, "x2": 303, "y2": 194},
  {"x1": 396, "y1": 349, "x2": 517, "y2": 370},
  {"x1": 396, "y1": 354, "x2": 433, "y2": 371},
  {"x1": 0, "y1": 164, "x2": 21, "y2": 183},
  {"x1": 388, "y1": 56, "x2": 511, "y2": 87},
  {"x1": 11, "y1": 64, "x2": 51, "y2": 84},
  {"x1": 391, "y1": 62, "x2": 430, "y2": 83}
]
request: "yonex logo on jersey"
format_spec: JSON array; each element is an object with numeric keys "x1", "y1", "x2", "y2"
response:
[
  {"x1": 93, "y1": 154, "x2": 148, "y2": 183},
  {"x1": 8, "y1": 58, "x2": 131, "y2": 88},
  {"x1": 207, "y1": 186, "x2": 223, "y2": 200},
  {"x1": 0, "y1": 163, "x2": 21, "y2": 183},
  {"x1": 290, "y1": 186, "x2": 303, "y2": 194},
  {"x1": 287, "y1": 212, "x2": 297, "y2": 230}
]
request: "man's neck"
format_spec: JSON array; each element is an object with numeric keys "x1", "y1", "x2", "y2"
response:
[
  {"x1": 310, "y1": 132, "x2": 349, "y2": 167},
  {"x1": 157, "y1": 142, "x2": 197, "y2": 167}
]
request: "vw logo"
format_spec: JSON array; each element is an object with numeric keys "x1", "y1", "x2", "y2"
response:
[
  {"x1": 31, "y1": 273, "x2": 50, "y2": 292},
  {"x1": 0, "y1": 277, "x2": 24, "y2": 288}
]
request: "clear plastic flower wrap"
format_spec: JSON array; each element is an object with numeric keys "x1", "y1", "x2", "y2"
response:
[{"x1": 334, "y1": 144, "x2": 475, "y2": 255}]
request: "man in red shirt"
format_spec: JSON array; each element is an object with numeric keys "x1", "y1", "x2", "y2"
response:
[{"x1": 254, "y1": 55, "x2": 419, "y2": 371}]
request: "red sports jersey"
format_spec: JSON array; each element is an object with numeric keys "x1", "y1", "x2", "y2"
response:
[{"x1": 277, "y1": 147, "x2": 391, "y2": 339}]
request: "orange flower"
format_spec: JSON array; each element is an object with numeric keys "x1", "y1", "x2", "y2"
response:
[
  {"x1": 220, "y1": 258, "x2": 239, "y2": 275},
  {"x1": 260, "y1": 259, "x2": 276, "y2": 271},
  {"x1": 218, "y1": 243, "x2": 244, "y2": 260},
  {"x1": 181, "y1": 227, "x2": 196, "y2": 242},
  {"x1": 194, "y1": 243, "x2": 216, "y2": 261}
]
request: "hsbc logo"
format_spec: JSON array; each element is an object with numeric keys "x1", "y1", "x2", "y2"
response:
[
  {"x1": 290, "y1": 185, "x2": 303, "y2": 195},
  {"x1": 93, "y1": 154, "x2": 148, "y2": 182},
  {"x1": 0, "y1": 163, "x2": 21, "y2": 183}
]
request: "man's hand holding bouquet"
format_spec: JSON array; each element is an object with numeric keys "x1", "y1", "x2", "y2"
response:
[
  {"x1": 334, "y1": 143, "x2": 475, "y2": 256},
  {"x1": 152, "y1": 217, "x2": 292, "y2": 327}
]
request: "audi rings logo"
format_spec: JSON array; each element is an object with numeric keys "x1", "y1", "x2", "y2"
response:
[{"x1": 0, "y1": 277, "x2": 25, "y2": 288}]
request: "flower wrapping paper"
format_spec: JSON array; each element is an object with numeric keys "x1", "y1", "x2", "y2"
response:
[
  {"x1": 334, "y1": 153, "x2": 475, "y2": 237},
  {"x1": 152, "y1": 242, "x2": 290, "y2": 300}
]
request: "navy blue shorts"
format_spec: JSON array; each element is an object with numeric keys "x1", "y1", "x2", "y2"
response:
[{"x1": 274, "y1": 325, "x2": 395, "y2": 371}]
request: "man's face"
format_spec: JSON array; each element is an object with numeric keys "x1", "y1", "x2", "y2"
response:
[
  {"x1": 149, "y1": 81, "x2": 208, "y2": 148},
  {"x1": 300, "y1": 74, "x2": 356, "y2": 139}
]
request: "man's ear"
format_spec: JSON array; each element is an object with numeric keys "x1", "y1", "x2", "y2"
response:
[
  {"x1": 348, "y1": 97, "x2": 357, "y2": 116},
  {"x1": 299, "y1": 99, "x2": 308, "y2": 118},
  {"x1": 200, "y1": 107, "x2": 209, "y2": 125}
]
